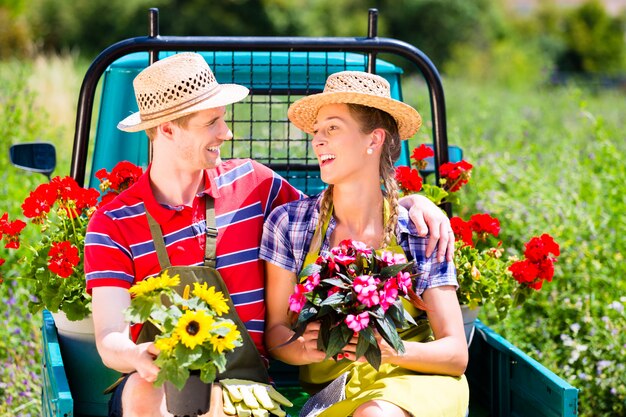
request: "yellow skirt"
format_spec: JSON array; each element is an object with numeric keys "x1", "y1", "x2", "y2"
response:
[
  {"x1": 303, "y1": 361, "x2": 469, "y2": 417},
  {"x1": 299, "y1": 315, "x2": 469, "y2": 417}
]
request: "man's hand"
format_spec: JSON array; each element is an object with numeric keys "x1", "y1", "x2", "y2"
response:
[
  {"x1": 398, "y1": 194, "x2": 455, "y2": 262},
  {"x1": 220, "y1": 379, "x2": 293, "y2": 417}
]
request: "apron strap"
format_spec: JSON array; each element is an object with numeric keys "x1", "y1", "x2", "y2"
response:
[
  {"x1": 204, "y1": 196, "x2": 218, "y2": 268},
  {"x1": 145, "y1": 210, "x2": 172, "y2": 269}
]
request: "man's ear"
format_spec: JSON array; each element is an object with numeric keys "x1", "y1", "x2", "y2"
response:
[{"x1": 158, "y1": 121, "x2": 175, "y2": 139}]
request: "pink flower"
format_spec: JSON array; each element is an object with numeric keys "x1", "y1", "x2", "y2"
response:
[
  {"x1": 288, "y1": 284, "x2": 308, "y2": 313},
  {"x1": 353, "y1": 275, "x2": 380, "y2": 307},
  {"x1": 395, "y1": 271, "x2": 412, "y2": 293},
  {"x1": 380, "y1": 279, "x2": 399, "y2": 311},
  {"x1": 303, "y1": 272, "x2": 321, "y2": 291},
  {"x1": 379, "y1": 250, "x2": 407, "y2": 266},
  {"x1": 345, "y1": 312, "x2": 370, "y2": 332},
  {"x1": 351, "y1": 240, "x2": 372, "y2": 256}
]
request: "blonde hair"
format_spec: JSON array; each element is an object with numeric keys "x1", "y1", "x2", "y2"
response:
[
  {"x1": 144, "y1": 112, "x2": 195, "y2": 141},
  {"x1": 317, "y1": 103, "x2": 402, "y2": 248}
]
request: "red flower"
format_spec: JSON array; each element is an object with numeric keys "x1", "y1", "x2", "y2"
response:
[
  {"x1": 395, "y1": 166, "x2": 423, "y2": 194},
  {"x1": 439, "y1": 160, "x2": 473, "y2": 192},
  {"x1": 410, "y1": 144, "x2": 434, "y2": 170},
  {"x1": 47, "y1": 241, "x2": 80, "y2": 278},
  {"x1": 451, "y1": 216, "x2": 474, "y2": 247},
  {"x1": 22, "y1": 183, "x2": 57, "y2": 222},
  {"x1": 0, "y1": 213, "x2": 26, "y2": 249},
  {"x1": 97, "y1": 161, "x2": 143, "y2": 192},
  {"x1": 469, "y1": 213, "x2": 500, "y2": 238},
  {"x1": 509, "y1": 259, "x2": 540, "y2": 285},
  {"x1": 524, "y1": 234, "x2": 560, "y2": 263}
]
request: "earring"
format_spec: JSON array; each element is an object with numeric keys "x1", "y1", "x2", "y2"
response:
[{"x1": 366, "y1": 148, "x2": 373, "y2": 155}]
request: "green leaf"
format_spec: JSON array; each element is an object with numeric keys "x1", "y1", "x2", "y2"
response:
[
  {"x1": 356, "y1": 326, "x2": 377, "y2": 359},
  {"x1": 421, "y1": 184, "x2": 449, "y2": 205},
  {"x1": 199, "y1": 363, "x2": 217, "y2": 384},
  {"x1": 364, "y1": 342, "x2": 382, "y2": 370},
  {"x1": 324, "y1": 323, "x2": 353, "y2": 359},
  {"x1": 155, "y1": 357, "x2": 188, "y2": 390},
  {"x1": 386, "y1": 300, "x2": 409, "y2": 329},
  {"x1": 320, "y1": 277, "x2": 350, "y2": 289},
  {"x1": 298, "y1": 263, "x2": 322, "y2": 281},
  {"x1": 374, "y1": 315, "x2": 405, "y2": 354},
  {"x1": 296, "y1": 303, "x2": 319, "y2": 326},
  {"x1": 380, "y1": 262, "x2": 414, "y2": 278},
  {"x1": 320, "y1": 291, "x2": 347, "y2": 307}
]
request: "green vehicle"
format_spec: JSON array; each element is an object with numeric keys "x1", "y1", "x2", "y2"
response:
[{"x1": 14, "y1": 8, "x2": 578, "y2": 417}]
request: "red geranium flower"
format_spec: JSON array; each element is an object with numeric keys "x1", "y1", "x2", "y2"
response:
[
  {"x1": 451, "y1": 216, "x2": 474, "y2": 247},
  {"x1": 96, "y1": 161, "x2": 143, "y2": 193},
  {"x1": 410, "y1": 144, "x2": 434, "y2": 170},
  {"x1": 47, "y1": 241, "x2": 80, "y2": 278},
  {"x1": 469, "y1": 213, "x2": 501, "y2": 238},
  {"x1": 439, "y1": 160, "x2": 473, "y2": 192},
  {"x1": 395, "y1": 166, "x2": 423, "y2": 194},
  {"x1": 22, "y1": 183, "x2": 57, "y2": 222},
  {"x1": 0, "y1": 213, "x2": 26, "y2": 249},
  {"x1": 524, "y1": 233, "x2": 560, "y2": 263}
]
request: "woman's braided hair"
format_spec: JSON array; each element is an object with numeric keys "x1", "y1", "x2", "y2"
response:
[{"x1": 317, "y1": 103, "x2": 402, "y2": 248}]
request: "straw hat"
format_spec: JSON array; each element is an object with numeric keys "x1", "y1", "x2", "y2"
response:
[
  {"x1": 118, "y1": 52, "x2": 249, "y2": 132},
  {"x1": 287, "y1": 71, "x2": 421, "y2": 140}
]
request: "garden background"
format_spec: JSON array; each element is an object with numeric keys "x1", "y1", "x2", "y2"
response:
[{"x1": 1, "y1": 0, "x2": 625, "y2": 416}]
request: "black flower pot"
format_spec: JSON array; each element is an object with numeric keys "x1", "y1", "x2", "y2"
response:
[{"x1": 164, "y1": 373, "x2": 211, "y2": 417}]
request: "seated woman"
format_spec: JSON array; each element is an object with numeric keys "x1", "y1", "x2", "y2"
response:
[{"x1": 260, "y1": 71, "x2": 469, "y2": 417}]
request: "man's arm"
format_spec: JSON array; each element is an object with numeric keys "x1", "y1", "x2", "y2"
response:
[
  {"x1": 92, "y1": 287, "x2": 160, "y2": 383},
  {"x1": 399, "y1": 194, "x2": 454, "y2": 262}
]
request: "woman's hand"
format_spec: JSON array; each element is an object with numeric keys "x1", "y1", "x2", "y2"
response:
[{"x1": 298, "y1": 322, "x2": 328, "y2": 363}]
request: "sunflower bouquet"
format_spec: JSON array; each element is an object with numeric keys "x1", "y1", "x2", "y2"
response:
[{"x1": 125, "y1": 271, "x2": 243, "y2": 390}]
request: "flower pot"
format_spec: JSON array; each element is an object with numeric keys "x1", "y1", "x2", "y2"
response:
[
  {"x1": 164, "y1": 373, "x2": 211, "y2": 417},
  {"x1": 48, "y1": 310, "x2": 120, "y2": 416},
  {"x1": 460, "y1": 305, "x2": 480, "y2": 347}
]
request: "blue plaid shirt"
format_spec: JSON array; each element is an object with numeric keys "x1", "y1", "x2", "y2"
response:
[{"x1": 259, "y1": 194, "x2": 457, "y2": 296}]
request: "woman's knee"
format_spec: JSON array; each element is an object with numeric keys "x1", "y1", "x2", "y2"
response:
[{"x1": 353, "y1": 400, "x2": 410, "y2": 417}]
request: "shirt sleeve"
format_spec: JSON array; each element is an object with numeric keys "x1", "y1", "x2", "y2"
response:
[
  {"x1": 250, "y1": 160, "x2": 304, "y2": 218},
  {"x1": 259, "y1": 204, "x2": 299, "y2": 273},
  {"x1": 84, "y1": 209, "x2": 136, "y2": 293}
]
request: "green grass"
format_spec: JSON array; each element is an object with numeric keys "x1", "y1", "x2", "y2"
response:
[{"x1": 1, "y1": 55, "x2": 625, "y2": 416}]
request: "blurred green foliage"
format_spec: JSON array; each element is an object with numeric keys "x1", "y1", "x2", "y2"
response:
[{"x1": 1, "y1": 0, "x2": 624, "y2": 78}]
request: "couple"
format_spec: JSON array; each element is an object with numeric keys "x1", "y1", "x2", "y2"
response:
[{"x1": 85, "y1": 52, "x2": 469, "y2": 417}]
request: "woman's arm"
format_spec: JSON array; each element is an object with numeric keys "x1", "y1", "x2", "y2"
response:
[
  {"x1": 375, "y1": 286, "x2": 468, "y2": 376},
  {"x1": 264, "y1": 262, "x2": 327, "y2": 366}
]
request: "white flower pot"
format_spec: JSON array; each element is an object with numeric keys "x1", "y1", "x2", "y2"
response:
[
  {"x1": 460, "y1": 305, "x2": 481, "y2": 347},
  {"x1": 51, "y1": 311, "x2": 95, "y2": 342}
]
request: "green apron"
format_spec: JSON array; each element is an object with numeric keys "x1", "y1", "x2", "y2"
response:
[{"x1": 137, "y1": 196, "x2": 270, "y2": 384}]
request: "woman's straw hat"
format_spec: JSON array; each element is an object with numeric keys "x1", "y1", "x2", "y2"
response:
[
  {"x1": 118, "y1": 52, "x2": 249, "y2": 132},
  {"x1": 287, "y1": 71, "x2": 421, "y2": 140}
]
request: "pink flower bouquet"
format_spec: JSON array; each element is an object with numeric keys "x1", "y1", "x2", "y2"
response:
[{"x1": 287, "y1": 239, "x2": 416, "y2": 370}]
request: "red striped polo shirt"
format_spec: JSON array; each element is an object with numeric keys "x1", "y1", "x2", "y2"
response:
[{"x1": 85, "y1": 159, "x2": 302, "y2": 354}]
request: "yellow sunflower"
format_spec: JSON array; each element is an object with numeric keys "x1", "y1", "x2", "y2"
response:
[
  {"x1": 210, "y1": 322, "x2": 241, "y2": 354},
  {"x1": 174, "y1": 310, "x2": 213, "y2": 349},
  {"x1": 192, "y1": 282, "x2": 230, "y2": 316},
  {"x1": 154, "y1": 334, "x2": 180, "y2": 353},
  {"x1": 129, "y1": 270, "x2": 180, "y2": 297}
]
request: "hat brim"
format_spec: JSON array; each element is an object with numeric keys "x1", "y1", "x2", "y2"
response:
[
  {"x1": 287, "y1": 91, "x2": 421, "y2": 140},
  {"x1": 117, "y1": 84, "x2": 249, "y2": 133}
]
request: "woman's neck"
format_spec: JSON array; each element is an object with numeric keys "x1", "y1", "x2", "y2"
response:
[{"x1": 330, "y1": 181, "x2": 384, "y2": 248}]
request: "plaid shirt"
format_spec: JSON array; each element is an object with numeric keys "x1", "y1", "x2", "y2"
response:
[{"x1": 259, "y1": 194, "x2": 457, "y2": 295}]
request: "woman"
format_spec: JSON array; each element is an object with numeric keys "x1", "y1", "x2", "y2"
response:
[{"x1": 260, "y1": 71, "x2": 469, "y2": 417}]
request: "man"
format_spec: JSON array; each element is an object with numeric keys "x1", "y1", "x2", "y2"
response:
[{"x1": 85, "y1": 52, "x2": 453, "y2": 417}]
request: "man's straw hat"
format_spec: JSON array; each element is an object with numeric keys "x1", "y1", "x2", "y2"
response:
[
  {"x1": 118, "y1": 52, "x2": 249, "y2": 132},
  {"x1": 287, "y1": 71, "x2": 421, "y2": 140}
]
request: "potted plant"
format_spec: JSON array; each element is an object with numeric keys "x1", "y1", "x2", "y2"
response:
[
  {"x1": 0, "y1": 161, "x2": 143, "y2": 325},
  {"x1": 396, "y1": 145, "x2": 560, "y2": 341}
]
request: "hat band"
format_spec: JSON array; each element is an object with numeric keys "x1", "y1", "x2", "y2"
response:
[{"x1": 139, "y1": 84, "x2": 222, "y2": 122}]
